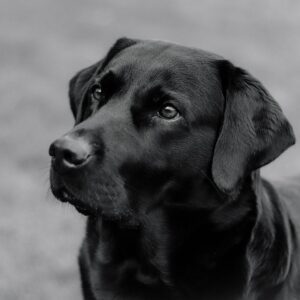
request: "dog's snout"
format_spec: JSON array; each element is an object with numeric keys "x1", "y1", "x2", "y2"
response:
[{"x1": 49, "y1": 135, "x2": 91, "y2": 170}]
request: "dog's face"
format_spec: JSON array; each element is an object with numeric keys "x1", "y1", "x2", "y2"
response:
[{"x1": 49, "y1": 38, "x2": 294, "y2": 221}]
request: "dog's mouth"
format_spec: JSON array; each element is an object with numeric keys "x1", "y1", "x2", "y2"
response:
[{"x1": 52, "y1": 186, "x2": 95, "y2": 216}]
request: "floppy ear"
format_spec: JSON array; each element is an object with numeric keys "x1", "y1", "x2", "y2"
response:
[
  {"x1": 68, "y1": 37, "x2": 138, "y2": 120},
  {"x1": 68, "y1": 62, "x2": 99, "y2": 118},
  {"x1": 212, "y1": 60, "x2": 295, "y2": 194}
]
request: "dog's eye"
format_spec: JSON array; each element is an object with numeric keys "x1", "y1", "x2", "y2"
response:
[
  {"x1": 158, "y1": 104, "x2": 179, "y2": 120},
  {"x1": 91, "y1": 85, "x2": 103, "y2": 101}
]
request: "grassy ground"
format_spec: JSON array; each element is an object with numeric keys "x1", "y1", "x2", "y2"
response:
[{"x1": 0, "y1": 0, "x2": 299, "y2": 299}]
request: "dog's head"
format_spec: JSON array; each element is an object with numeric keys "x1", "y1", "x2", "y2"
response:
[{"x1": 49, "y1": 38, "x2": 295, "y2": 221}]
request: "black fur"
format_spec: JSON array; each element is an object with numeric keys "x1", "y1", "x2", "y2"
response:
[{"x1": 49, "y1": 38, "x2": 299, "y2": 300}]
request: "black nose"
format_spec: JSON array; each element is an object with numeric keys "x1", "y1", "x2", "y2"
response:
[{"x1": 49, "y1": 135, "x2": 91, "y2": 170}]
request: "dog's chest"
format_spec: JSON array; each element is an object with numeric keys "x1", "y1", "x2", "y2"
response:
[
  {"x1": 86, "y1": 254, "x2": 171, "y2": 300},
  {"x1": 82, "y1": 221, "x2": 172, "y2": 299}
]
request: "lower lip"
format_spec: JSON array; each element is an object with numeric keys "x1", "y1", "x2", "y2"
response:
[
  {"x1": 74, "y1": 205, "x2": 91, "y2": 215},
  {"x1": 61, "y1": 190, "x2": 94, "y2": 215}
]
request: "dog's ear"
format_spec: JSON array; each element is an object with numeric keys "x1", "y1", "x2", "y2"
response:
[
  {"x1": 68, "y1": 37, "x2": 138, "y2": 120},
  {"x1": 68, "y1": 62, "x2": 99, "y2": 118},
  {"x1": 212, "y1": 60, "x2": 295, "y2": 194}
]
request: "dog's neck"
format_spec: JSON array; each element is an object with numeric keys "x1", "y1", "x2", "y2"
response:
[{"x1": 84, "y1": 172, "x2": 296, "y2": 299}]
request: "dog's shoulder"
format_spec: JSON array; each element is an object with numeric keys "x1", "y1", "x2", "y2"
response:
[
  {"x1": 269, "y1": 176, "x2": 300, "y2": 216},
  {"x1": 248, "y1": 176, "x2": 300, "y2": 299},
  {"x1": 261, "y1": 176, "x2": 300, "y2": 244}
]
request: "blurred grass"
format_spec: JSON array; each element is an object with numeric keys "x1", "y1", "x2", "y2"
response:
[{"x1": 0, "y1": 0, "x2": 299, "y2": 299}]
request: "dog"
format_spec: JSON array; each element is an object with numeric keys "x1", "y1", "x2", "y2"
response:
[{"x1": 49, "y1": 38, "x2": 300, "y2": 300}]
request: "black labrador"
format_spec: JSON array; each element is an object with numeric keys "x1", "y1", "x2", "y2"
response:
[{"x1": 49, "y1": 38, "x2": 300, "y2": 300}]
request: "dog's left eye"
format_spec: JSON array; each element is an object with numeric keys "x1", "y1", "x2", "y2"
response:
[
  {"x1": 91, "y1": 85, "x2": 103, "y2": 101},
  {"x1": 158, "y1": 104, "x2": 180, "y2": 120}
]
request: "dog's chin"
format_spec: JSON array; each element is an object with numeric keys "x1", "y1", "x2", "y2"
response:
[{"x1": 51, "y1": 186, "x2": 98, "y2": 216}]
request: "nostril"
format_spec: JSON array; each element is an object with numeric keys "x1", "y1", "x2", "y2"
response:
[{"x1": 62, "y1": 148, "x2": 89, "y2": 166}]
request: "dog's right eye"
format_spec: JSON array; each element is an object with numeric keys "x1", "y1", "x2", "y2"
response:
[
  {"x1": 158, "y1": 104, "x2": 180, "y2": 120},
  {"x1": 91, "y1": 85, "x2": 103, "y2": 101}
]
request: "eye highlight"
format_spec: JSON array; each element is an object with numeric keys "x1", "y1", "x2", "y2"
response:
[
  {"x1": 158, "y1": 104, "x2": 180, "y2": 120},
  {"x1": 91, "y1": 85, "x2": 103, "y2": 101}
]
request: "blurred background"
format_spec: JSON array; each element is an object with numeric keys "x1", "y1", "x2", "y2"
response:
[{"x1": 0, "y1": 0, "x2": 299, "y2": 299}]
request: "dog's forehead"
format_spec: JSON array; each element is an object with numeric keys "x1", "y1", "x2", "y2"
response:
[
  {"x1": 104, "y1": 41, "x2": 223, "y2": 102},
  {"x1": 106, "y1": 41, "x2": 221, "y2": 81},
  {"x1": 99, "y1": 41, "x2": 224, "y2": 119}
]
